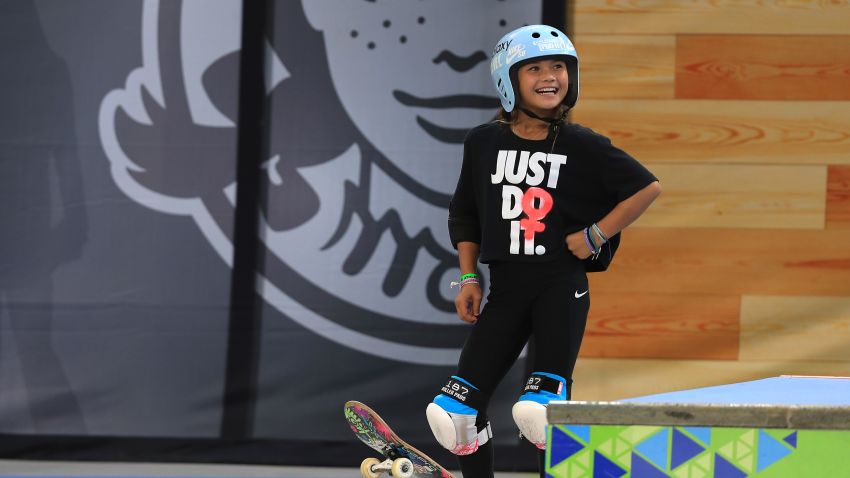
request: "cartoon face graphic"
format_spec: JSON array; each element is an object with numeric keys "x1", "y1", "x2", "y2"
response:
[
  {"x1": 99, "y1": 0, "x2": 543, "y2": 365},
  {"x1": 302, "y1": 1, "x2": 540, "y2": 194}
]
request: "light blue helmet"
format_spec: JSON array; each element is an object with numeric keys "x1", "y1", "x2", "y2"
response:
[{"x1": 490, "y1": 25, "x2": 579, "y2": 113}]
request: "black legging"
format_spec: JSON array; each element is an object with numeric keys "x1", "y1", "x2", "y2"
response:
[{"x1": 452, "y1": 255, "x2": 590, "y2": 478}]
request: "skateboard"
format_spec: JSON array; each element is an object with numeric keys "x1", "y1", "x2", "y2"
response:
[{"x1": 344, "y1": 400, "x2": 455, "y2": 478}]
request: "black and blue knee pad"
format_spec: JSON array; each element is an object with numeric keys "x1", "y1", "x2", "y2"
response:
[
  {"x1": 513, "y1": 372, "x2": 570, "y2": 450},
  {"x1": 426, "y1": 376, "x2": 492, "y2": 455}
]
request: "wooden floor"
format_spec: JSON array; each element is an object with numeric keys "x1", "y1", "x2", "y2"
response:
[{"x1": 0, "y1": 460, "x2": 537, "y2": 478}]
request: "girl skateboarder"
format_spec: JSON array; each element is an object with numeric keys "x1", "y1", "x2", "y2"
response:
[{"x1": 426, "y1": 25, "x2": 662, "y2": 478}]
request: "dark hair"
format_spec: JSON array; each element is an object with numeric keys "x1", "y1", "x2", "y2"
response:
[{"x1": 494, "y1": 107, "x2": 519, "y2": 123}]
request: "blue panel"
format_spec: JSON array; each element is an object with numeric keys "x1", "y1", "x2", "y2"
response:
[{"x1": 624, "y1": 376, "x2": 850, "y2": 406}]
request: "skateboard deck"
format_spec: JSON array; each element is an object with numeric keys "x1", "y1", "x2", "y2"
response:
[{"x1": 344, "y1": 400, "x2": 455, "y2": 478}]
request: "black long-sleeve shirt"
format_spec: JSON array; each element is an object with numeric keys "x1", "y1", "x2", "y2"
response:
[{"x1": 448, "y1": 121, "x2": 657, "y2": 264}]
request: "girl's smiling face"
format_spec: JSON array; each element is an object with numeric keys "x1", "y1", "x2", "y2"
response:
[{"x1": 515, "y1": 58, "x2": 569, "y2": 118}]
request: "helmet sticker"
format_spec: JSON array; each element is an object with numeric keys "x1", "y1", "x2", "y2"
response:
[
  {"x1": 506, "y1": 43, "x2": 526, "y2": 65},
  {"x1": 533, "y1": 37, "x2": 567, "y2": 52}
]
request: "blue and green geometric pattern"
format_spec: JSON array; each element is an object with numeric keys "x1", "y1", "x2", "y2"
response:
[{"x1": 548, "y1": 424, "x2": 848, "y2": 477}]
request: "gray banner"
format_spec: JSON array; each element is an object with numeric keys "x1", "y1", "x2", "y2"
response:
[{"x1": 0, "y1": 0, "x2": 544, "y2": 444}]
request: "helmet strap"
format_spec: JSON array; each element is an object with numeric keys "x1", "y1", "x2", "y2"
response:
[
  {"x1": 517, "y1": 106, "x2": 569, "y2": 153},
  {"x1": 519, "y1": 106, "x2": 567, "y2": 131}
]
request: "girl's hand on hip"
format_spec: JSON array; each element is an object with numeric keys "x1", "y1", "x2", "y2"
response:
[
  {"x1": 566, "y1": 231, "x2": 592, "y2": 259},
  {"x1": 455, "y1": 284, "x2": 482, "y2": 324}
]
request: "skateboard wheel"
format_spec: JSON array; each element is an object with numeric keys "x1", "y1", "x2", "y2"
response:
[
  {"x1": 391, "y1": 458, "x2": 414, "y2": 478},
  {"x1": 360, "y1": 457, "x2": 382, "y2": 478}
]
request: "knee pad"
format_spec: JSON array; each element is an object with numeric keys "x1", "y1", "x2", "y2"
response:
[
  {"x1": 426, "y1": 376, "x2": 492, "y2": 456},
  {"x1": 512, "y1": 372, "x2": 570, "y2": 450}
]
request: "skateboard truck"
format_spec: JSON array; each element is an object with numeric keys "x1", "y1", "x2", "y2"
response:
[
  {"x1": 360, "y1": 456, "x2": 414, "y2": 478},
  {"x1": 361, "y1": 443, "x2": 414, "y2": 478}
]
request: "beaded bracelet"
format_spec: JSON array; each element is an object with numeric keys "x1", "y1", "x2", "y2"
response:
[
  {"x1": 587, "y1": 227, "x2": 601, "y2": 251},
  {"x1": 583, "y1": 227, "x2": 600, "y2": 255},
  {"x1": 460, "y1": 277, "x2": 479, "y2": 288},
  {"x1": 450, "y1": 277, "x2": 480, "y2": 288}
]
